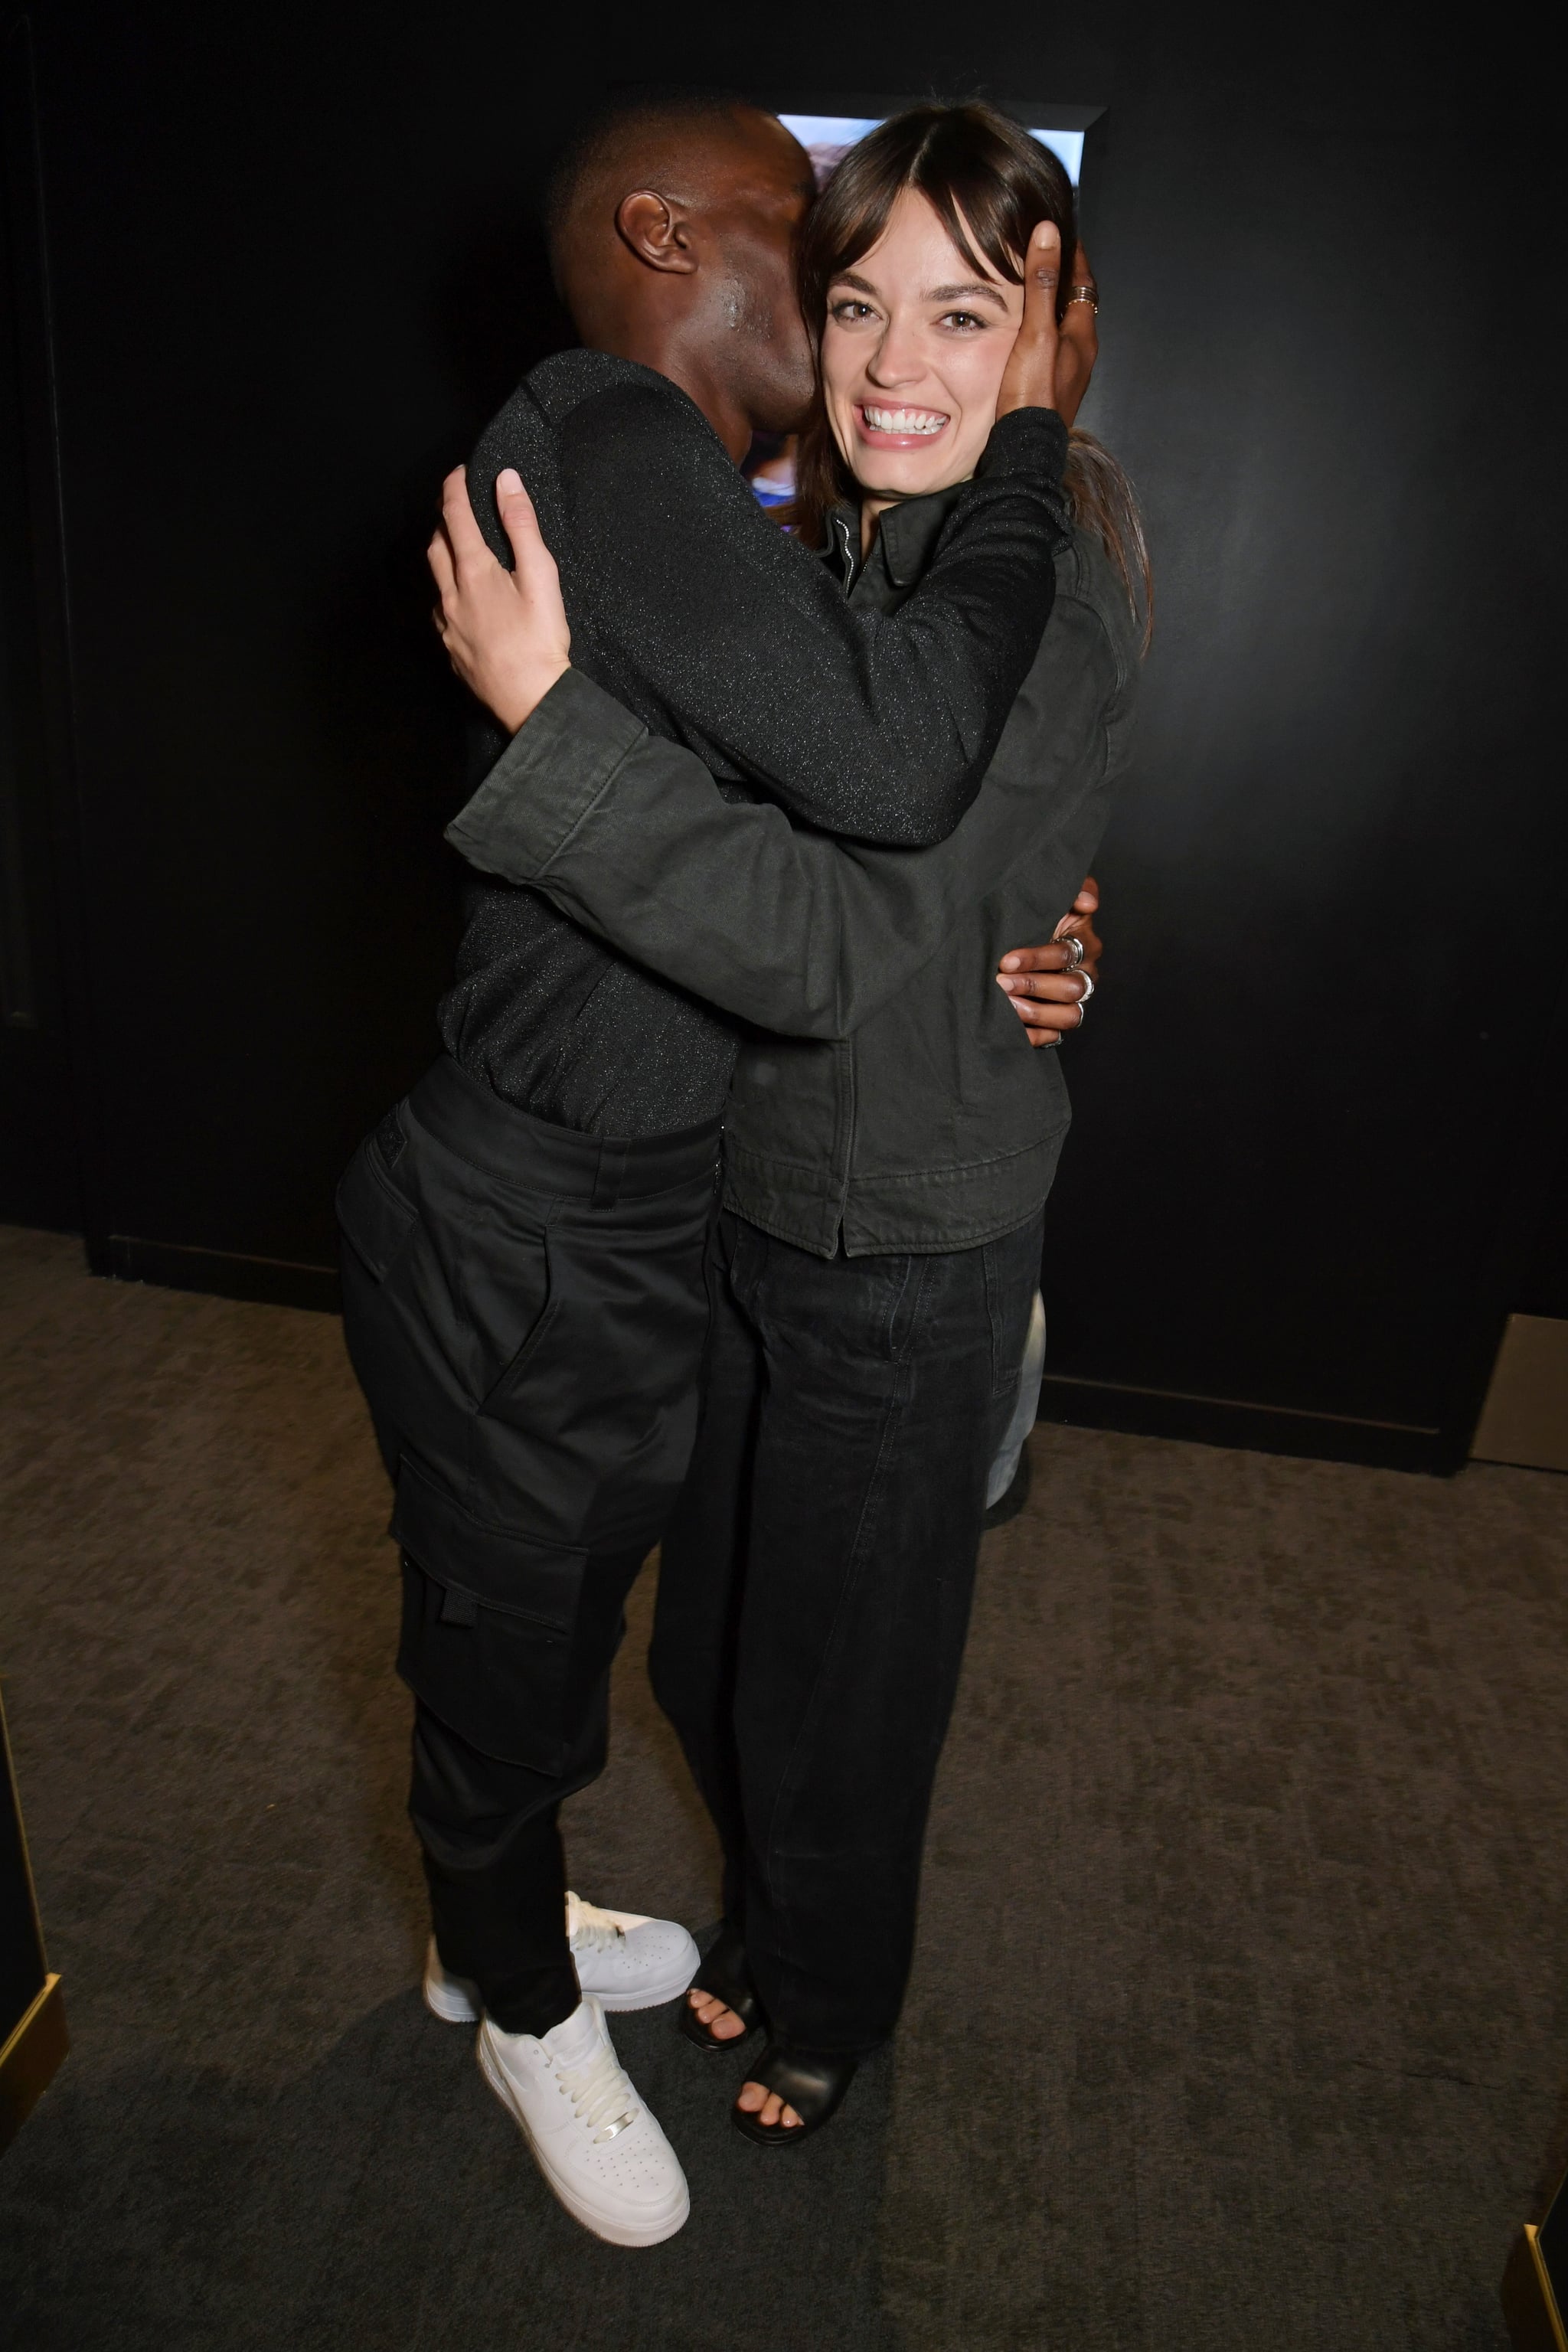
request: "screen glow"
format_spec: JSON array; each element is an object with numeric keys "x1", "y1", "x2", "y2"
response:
[{"x1": 779, "y1": 113, "x2": 1084, "y2": 186}]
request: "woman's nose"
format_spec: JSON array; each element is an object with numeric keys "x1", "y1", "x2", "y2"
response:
[{"x1": 864, "y1": 324, "x2": 925, "y2": 389}]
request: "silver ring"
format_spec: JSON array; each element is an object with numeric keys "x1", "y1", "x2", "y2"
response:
[
  {"x1": 1060, "y1": 934, "x2": 1084, "y2": 970},
  {"x1": 1079, "y1": 970, "x2": 1096, "y2": 1000}
]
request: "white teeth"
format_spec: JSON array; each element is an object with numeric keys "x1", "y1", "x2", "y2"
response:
[{"x1": 862, "y1": 405, "x2": 947, "y2": 435}]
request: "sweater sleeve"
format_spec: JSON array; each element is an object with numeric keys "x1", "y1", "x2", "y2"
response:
[
  {"x1": 445, "y1": 599, "x2": 1122, "y2": 1038},
  {"x1": 550, "y1": 387, "x2": 1069, "y2": 850}
]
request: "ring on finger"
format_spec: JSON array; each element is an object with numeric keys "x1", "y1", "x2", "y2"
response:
[{"x1": 1079, "y1": 971, "x2": 1096, "y2": 1001}]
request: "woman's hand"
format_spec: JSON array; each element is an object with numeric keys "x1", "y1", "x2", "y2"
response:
[
  {"x1": 427, "y1": 465, "x2": 570, "y2": 733},
  {"x1": 995, "y1": 876, "x2": 1103, "y2": 1047},
  {"x1": 995, "y1": 228, "x2": 1099, "y2": 427}
]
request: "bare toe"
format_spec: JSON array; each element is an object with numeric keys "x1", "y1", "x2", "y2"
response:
[{"x1": 690, "y1": 1988, "x2": 745, "y2": 2039}]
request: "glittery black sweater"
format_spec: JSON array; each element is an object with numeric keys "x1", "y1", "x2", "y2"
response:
[{"x1": 437, "y1": 351, "x2": 1068, "y2": 1135}]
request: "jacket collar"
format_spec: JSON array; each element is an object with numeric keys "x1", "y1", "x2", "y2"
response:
[{"x1": 825, "y1": 482, "x2": 968, "y2": 590}]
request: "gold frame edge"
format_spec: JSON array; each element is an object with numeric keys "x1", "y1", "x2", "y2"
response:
[{"x1": 0, "y1": 1974, "x2": 68, "y2": 2157}]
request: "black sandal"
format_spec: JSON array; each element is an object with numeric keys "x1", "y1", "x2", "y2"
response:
[
  {"x1": 680, "y1": 1923, "x2": 763, "y2": 2053},
  {"x1": 730, "y1": 2040, "x2": 859, "y2": 2147}
]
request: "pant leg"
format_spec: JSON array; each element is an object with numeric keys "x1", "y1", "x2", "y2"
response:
[
  {"x1": 337, "y1": 1063, "x2": 719, "y2": 2031},
  {"x1": 410, "y1": 1536, "x2": 645, "y2": 2036},
  {"x1": 734, "y1": 1212, "x2": 1044, "y2": 2053},
  {"x1": 985, "y1": 1288, "x2": 1047, "y2": 1508},
  {"x1": 648, "y1": 1211, "x2": 761, "y2": 1932}
]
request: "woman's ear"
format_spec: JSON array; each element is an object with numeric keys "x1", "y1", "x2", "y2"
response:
[{"x1": 616, "y1": 190, "x2": 699, "y2": 275}]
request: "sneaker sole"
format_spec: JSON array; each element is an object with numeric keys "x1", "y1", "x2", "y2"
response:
[
  {"x1": 423, "y1": 1973, "x2": 479, "y2": 2024},
  {"x1": 424, "y1": 1939, "x2": 699, "y2": 2023},
  {"x1": 475, "y1": 2032, "x2": 690, "y2": 2249}
]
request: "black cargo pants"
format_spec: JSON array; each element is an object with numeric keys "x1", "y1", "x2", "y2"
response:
[{"x1": 338, "y1": 1054, "x2": 720, "y2": 2036}]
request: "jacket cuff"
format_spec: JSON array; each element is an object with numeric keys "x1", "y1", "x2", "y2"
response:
[
  {"x1": 444, "y1": 668, "x2": 648, "y2": 881},
  {"x1": 975, "y1": 407, "x2": 1069, "y2": 485}
]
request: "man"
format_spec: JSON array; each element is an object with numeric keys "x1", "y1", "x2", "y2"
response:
[{"x1": 339, "y1": 89, "x2": 1083, "y2": 2246}]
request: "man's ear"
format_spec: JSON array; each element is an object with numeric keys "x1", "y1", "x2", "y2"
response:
[{"x1": 616, "y1": 189, "x2": 700, "y2": 275}]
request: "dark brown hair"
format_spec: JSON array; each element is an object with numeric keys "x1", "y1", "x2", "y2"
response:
[{"x1": 788, "y1": 102, "x2": 1152, "y2": 647}]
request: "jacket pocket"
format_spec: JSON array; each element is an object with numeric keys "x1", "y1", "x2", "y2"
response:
[{"x1": 392, "y1": 1452, "x2": 585, "y2": 1771}]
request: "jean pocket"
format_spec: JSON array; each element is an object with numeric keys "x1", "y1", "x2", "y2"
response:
[{"x1": 337, "y1": 1133, "x2": 418, "y2": 1285}]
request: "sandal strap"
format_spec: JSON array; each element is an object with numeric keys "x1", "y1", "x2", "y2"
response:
[{"x1": 749, "y1": 2041, "x2": 858, "y2": 2129}]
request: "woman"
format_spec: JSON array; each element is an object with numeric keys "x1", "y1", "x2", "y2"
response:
[{"x1": 436, "y1": 100, "x2": 1148, "y2": 2145}]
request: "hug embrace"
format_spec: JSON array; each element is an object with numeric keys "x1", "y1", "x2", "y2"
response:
[{"x1": 337, "y1": 91, "x2": 1148, "y2": 2246}]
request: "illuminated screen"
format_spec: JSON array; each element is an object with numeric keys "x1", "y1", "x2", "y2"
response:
[{"x1": 779, "y1": 113, "x2": 1084, "y2": 188}]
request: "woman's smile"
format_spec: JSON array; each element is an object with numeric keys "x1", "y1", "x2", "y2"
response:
[{"x1": 855, "y1": 402, "x2": 952, "y2": 449}]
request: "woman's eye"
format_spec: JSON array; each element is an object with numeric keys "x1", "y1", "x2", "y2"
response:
[
  {"x1": 939, "y1": 310, "x2": 988, "y2": 332},
  {"x1": 829, "y1": 299, "x2": 876, "y2": 324}
]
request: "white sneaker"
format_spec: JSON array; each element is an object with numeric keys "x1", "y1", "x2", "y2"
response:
[
  {"x1": 564, "y1": 1893, "x2": 700, "y2": 2012},
  {"x1": 477, "y1": 1995, "x2": 689, "y2": 2247},
  {"x1": 423, "y1": 1891, "x2": 697, "y2": 2024}
]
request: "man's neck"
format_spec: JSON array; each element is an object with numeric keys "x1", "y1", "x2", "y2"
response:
[{"x1": 589, "y1": 329, "x2": 753, "y2": 466}]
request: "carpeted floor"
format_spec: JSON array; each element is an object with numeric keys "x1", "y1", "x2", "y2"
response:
[{"x1": 2, "y1": 1222, "x2": 1566, "y2": 2350}]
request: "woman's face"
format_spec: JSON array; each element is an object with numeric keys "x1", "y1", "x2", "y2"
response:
[{"x1": 821, "y1": 187, "x2": 1024, "y2": 505}]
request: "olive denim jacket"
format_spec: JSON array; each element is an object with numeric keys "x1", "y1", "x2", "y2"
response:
[{"x1": 446, "y1": 497, "x2": 1142, "y2": 1258}]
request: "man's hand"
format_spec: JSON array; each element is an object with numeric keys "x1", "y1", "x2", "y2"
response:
[
  {"x1": 428, "y1": 466, "x2": 571, "y2": 732},
  {"x1": 995, "y1": 875, "x2": 1102, "y2": 1048},
  {"x1": 996, "y1": 221, "x2": 1063, "y2": 420},
  {"x1": 1053, "y1": 243, "x2": 1098, "y2": 429}
]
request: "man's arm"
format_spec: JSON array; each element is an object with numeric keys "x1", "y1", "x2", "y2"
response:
[
  {"x1": 468, "y1": 224, "x2": 1078, "y2": 851},
  {"x1": 544, "y1": 392, "x2": 1067, "y2": 850},
  {"x1": 446, "y1": 602, "x2": 1120, "y2": 1039}
]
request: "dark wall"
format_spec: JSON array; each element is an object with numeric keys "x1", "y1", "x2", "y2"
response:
[
  {"x1": 4, "y1": 3, "x2": 1560, "y2": 1463},
  {"x1": 0, "y1": 27, "x2": 80, "y2": 1233}
]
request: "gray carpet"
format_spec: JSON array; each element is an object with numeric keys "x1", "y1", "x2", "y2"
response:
[{"x1": 2, "y1": 1221, "x2": 1566, "y2": 2350}]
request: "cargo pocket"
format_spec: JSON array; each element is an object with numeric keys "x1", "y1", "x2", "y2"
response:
[
  {"x1": 336, "y1": 1119, "x2": 418, "y2": 1286},
  {"x1": 391, "y1": 1449, "x2": 586, "y2": 1772}
]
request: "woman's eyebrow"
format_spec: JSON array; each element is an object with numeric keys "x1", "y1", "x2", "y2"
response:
[
  {"x1": 926, "y1": 280, "x2": 1009, "y2": 307},
  {"x1": 830, "y1": 271, "x2": 880, "y2": 296}
]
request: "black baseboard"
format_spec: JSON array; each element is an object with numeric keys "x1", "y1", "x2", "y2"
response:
[
  {"x1": 1037, "y1": 1372, "x2": 1448, "y2": 1474},
  {"x1": 100, "y1": 1235, "x2": 340, "y2": 1315}
]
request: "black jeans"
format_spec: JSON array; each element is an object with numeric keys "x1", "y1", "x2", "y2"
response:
[
  {"x1": 651, "y1": 1206, "x2": 1044, "y2": 2056},
  {"x1": 338, "y1": 1054, "x2": 720, "y2": 2037}
]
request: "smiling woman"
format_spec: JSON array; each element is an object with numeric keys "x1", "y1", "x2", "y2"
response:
[
  {"x1": 789, "y1": 103, "x2": 1150, "y2": 632},
  {"x1": 823, "y1": 194, "x2": 1027, "y2": 528}
]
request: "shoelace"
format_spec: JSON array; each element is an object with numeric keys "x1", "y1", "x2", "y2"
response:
[
  {"x1": 553, "y1": 2034, "x2": 639, "y2": 2143},
  {"x1": 566, "y1": 1895, "x2": 626, "y2": 1957}
]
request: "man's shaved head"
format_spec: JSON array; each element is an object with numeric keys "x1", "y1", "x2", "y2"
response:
[
  {"x1": 547, "y1": 87, "x2": 760, "y2": 265},
  {"x1": 544, "y1": 88, "x2": 818, "y2": 456}
]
